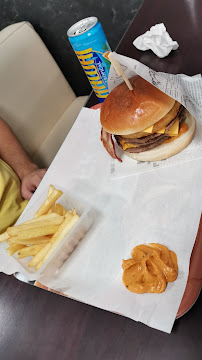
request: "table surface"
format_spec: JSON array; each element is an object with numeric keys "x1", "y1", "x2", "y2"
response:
[
  {"x1": 86, "y1": 0, "x2": 202, "y2": 108},
  {"x1": 1, "y1": 1, "x2": 202, "y2": 359}
]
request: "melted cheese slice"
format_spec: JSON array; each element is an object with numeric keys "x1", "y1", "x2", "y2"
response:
[
  {"x1": 143, "y1": 125, "x2": 153, "y2": 133},
  {"x1": 120, "y1": 119, "x2": 180, "y2": 151},
  {"x1": 143, "y1": 118, "x2": 179, "y2": 136},
  {"x1": 165, "y1": 119, "x2": 179, "y2": 136},
  {"x1": 121, "y1": 141, "x2": 139, "y2": 151}
]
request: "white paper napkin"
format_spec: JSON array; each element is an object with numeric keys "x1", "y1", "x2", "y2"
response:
[{"x1": 133, "y1": 23, "x2": 179, "y2": 58}]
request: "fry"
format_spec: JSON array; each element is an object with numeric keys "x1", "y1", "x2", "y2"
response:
[
  {"x1": 17, "y1": 213, "x2": 63, "y2": 226},
  {"x1": 36, "y1": 213, "x2": 79, "y2": 271},
  {"x1": 48, "y1": 184, "x2": 55, "y2": 196},
  {"x1": 6, "y1": 244, "x2": 25, "y2": 256},
  {"x1": 7, "y1": 214, "x2": 64, "y2": 236},
  {"x1": 54, "y1": 203, "x2": 67, "y2": 216},
  {"x1": 28, "y1": 243, "x2": 52, "y2": 267},
  {"x1": 65, "y1": 210, "x2": 74, "y2": 217},
  {"x1": 7, "y1": 225, "x2": 60, "y2": 239},
  {"x1": 34, "y1": 189, "x2": 63, "y2": 218},
  {"x1": 18, "y1": 244, "x2": 45, "y2": 259},
  {"x1": 47, "y1": 204, "x2": 55, "y2": 214},
  {"x1": 0, "y1": 231, "x2": 10, "y2": 243},
  {"x1": 9, "y1": 236, "x2": 51, "y2": 245}
]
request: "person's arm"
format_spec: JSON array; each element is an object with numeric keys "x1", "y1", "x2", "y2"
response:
[{"x1": 0, "y1": 117, "x2": 46, "y2": 200}]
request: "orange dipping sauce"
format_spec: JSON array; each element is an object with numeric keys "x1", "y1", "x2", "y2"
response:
[{"x1": 122, "y1": 244, "x2": 178, "y2": 294}]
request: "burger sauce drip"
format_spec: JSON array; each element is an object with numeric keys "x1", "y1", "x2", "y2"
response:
[
  {"x1": 164, "y1": 122, "x2": 188, "y2": 144},
  {"x1": 122, "y1": 244, "x2": 178, "y2": 294}
]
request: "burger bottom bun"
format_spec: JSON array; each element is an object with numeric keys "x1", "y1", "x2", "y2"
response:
[{"x1": 125, "y1": 111, "x2": 195, "y2": 162}]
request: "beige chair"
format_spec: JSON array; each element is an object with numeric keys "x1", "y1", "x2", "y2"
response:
[{"x1": 0, "y1": 21, "x2": 88, "y2": 167}]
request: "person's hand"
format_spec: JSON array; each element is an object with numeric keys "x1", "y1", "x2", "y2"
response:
[{"x1": 21, "y1": 168, "x2": 47, "y2": 200}]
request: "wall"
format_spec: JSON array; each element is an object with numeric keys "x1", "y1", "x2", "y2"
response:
[{"x1": 0, "y1": 0, "x2": 142, "y2": 96}]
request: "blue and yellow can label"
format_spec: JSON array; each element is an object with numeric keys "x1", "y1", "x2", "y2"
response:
[
  {"x1": 68, "y1": 19, "x2": 111, "y2": 102},
  {"x1": 75, "y1": 48, "x2": 110, "y2": 99}
]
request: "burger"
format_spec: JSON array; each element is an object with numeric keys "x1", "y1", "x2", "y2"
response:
[{"x1": 100, "y1": 75, "x2": 195, "y2": 162}]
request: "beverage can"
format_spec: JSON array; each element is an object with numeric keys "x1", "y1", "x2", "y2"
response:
[{"x1": 67, "y1": 17, "x2": 111, "y2": 102}]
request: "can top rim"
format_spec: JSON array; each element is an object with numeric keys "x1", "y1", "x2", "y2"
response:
[{"x1": 67, "y1": 17, "x2": 98, "y2": 37}]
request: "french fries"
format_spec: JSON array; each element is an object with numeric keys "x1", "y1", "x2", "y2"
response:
[
  {"x1": 8, "y1": 225, "x2": 60, "y2": 240},
  {"x1": 54, "y1": 203, "x2": 67, "y2": 216},
  {"x1": 7, "y1": 244, "x2": 25, "y2": 256},
  {"x1": 48, "y1": 184, "x2": 55, "y2": 196},
  {"x1": 1, "y1": 185, "x2": 80, "y2": 271},
  {"x1": 18, "y1": 244, "x2": 45, "y2": 259},
  {"x1": 28, "y1": 243, "x2": 52, "y2": 267},
  {"x1": 9, "y1": 236, "x2": 51, "y2": 245},
  {"x1": 17, "y1": 213, "x2": 64, "y2": 226},
  {"x1": 35, "y1": 213, "x2": 79, "y2": 271},
  {"x1": 34, "y1": 188, "x2": 63, "y2": 218},
  {"x1": 0, "y1": 231, "x2": 10, "y2": 243}
]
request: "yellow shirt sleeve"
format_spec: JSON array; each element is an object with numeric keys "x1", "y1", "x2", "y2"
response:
[{"x1": 0, "y1": 159, "x2": 28, "y2": 234}]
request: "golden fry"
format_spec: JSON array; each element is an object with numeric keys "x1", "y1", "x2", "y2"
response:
[
  {"x1": 47, "y1": 204, "x2": 55, "y2": 214},
  {"x1": 18, "y1": 212, "x2": 63, "y2": 225},
  {"x1": 34, "y1": 189, "x2": 63, "y2": 218},
  {"x1": 36, "y1": 213, "x2": 79, "y2": 271},
  {"x1": 28, "y1": 243, "x2": 52, "y2": 267},
  {"x1": 48, "y1": 184, "x2": 55, "y2": 197},
  {"x1": 0, "y1": 231, "x2": 10, "y2": 243},
  {"x1": 9, "y1": 236, "x2": 51, "y2": 245},
  {"x1": 7, "y1": 244, "x2": 25, "y2": 256},
  {"x1": 18, "y1": 244, "x2": 45, "y2": 259},
  {"x1": 65, "y1": 210, "x2": 73, "y2": 217},
  {"x1": 8, "y1": 225, "x2": 60, "y2": 239},
  {"x1": 54, "y1": 203, "x2": 67, "y2": 216},
  {"x1": 8, "y1": 214, "x2": 64, "y2": 235}
]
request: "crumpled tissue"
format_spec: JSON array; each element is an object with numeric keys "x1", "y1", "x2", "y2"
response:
[{"x1": 133, "y1": 23, "x2": 179, "y2": 58}]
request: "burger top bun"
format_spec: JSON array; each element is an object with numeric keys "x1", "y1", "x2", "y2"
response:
[{"x1": 100, "y1": 75, "x2": 175, "y2": 135}]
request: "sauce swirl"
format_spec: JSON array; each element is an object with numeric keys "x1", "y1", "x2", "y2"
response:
[{"x1": 122, "y1": 244, "x2": 178, "y2": 294}]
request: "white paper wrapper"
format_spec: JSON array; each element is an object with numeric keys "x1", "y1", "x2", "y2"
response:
[
  {"x1": 108, "y1": 53, "x2": 202, "y2": 178},
  {"x1": 1, "y1": 107, "x2": 201, "y2": 333}
]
